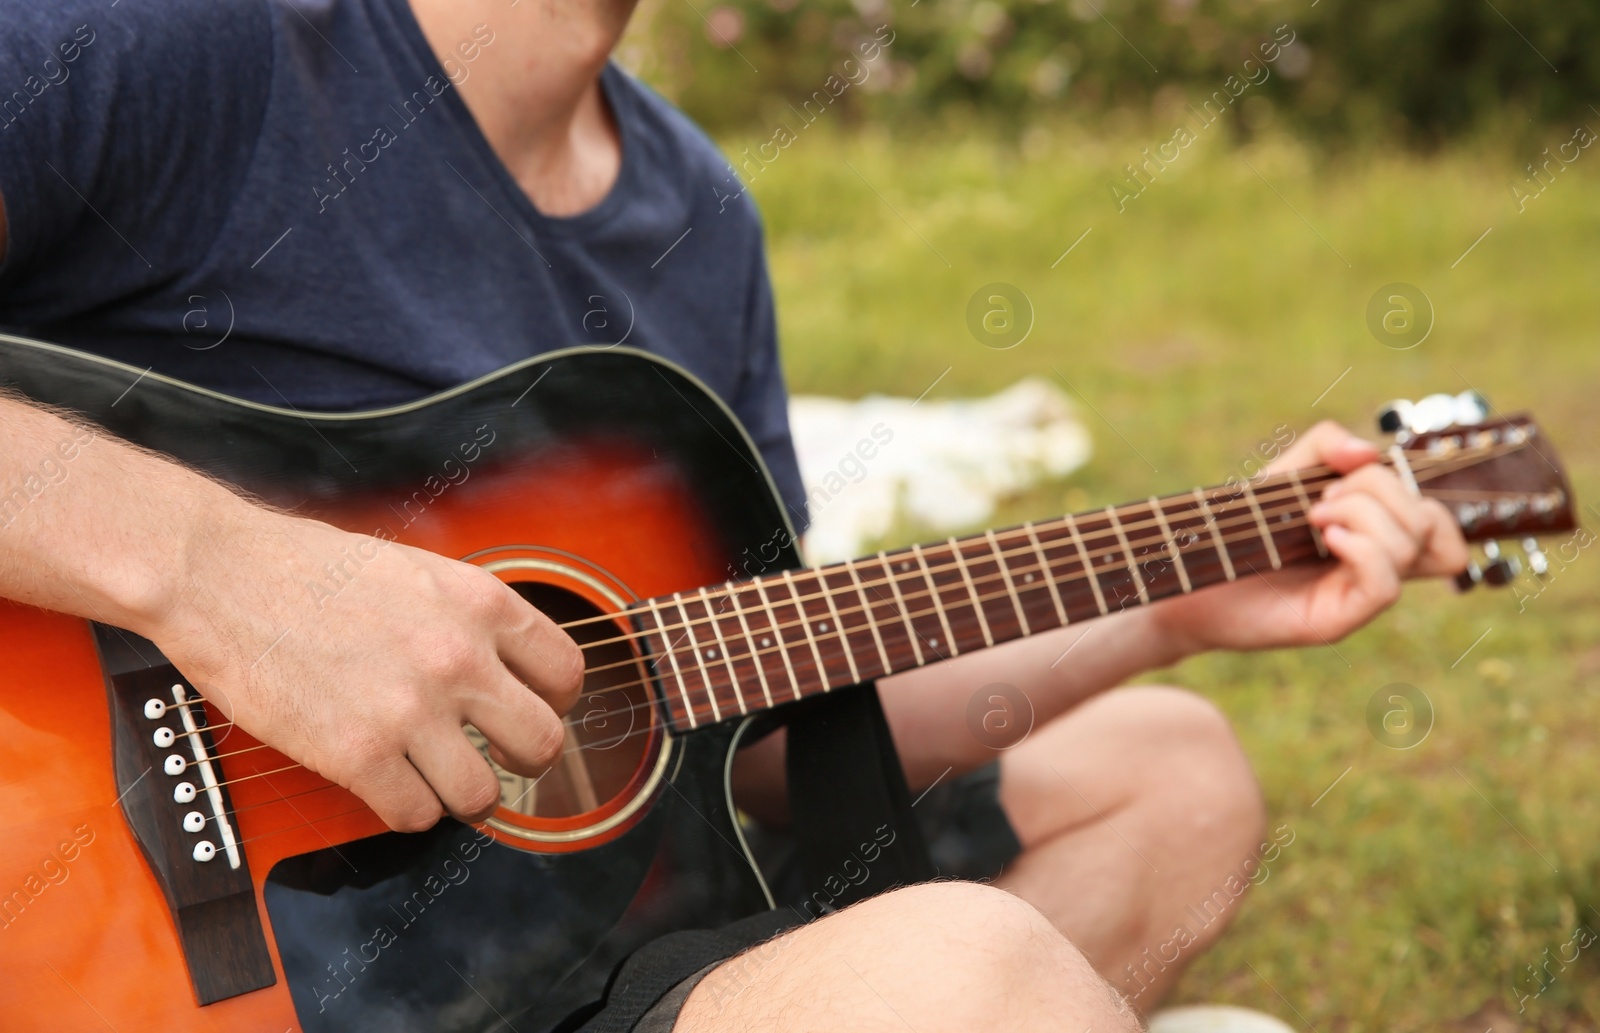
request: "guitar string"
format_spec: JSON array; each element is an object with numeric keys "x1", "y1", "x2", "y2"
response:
[
  {"x1": 551, "y1": 438, "x2": 1498, "y2": 642},
  {"x1": 570, "y1": 479, "x2": 1333, "y2": 679},
  {"x1": 189, "y1": 509, "x2": 1323, "y2": 788},
  {"x1": 180, "y1": 445, "x2": 1509, "y2": 774},
  {"x1": 158, "y1": 444, "x2": 1523, "y2": 830},
  {"x1": 190, "y1": 484, "x2": 1337, "y2": 771},
  {"x1": 537, "y1": 440, "x2": 1520, "y2": 673},
  {"x1": 183, "y1": 491, "x2": 1408, "y2": 795},
  {"x1": 191, "y1": 536, "x2": 1344, "y2": 844},
  {"x1": 549, "y1": 441, "x2": 1522, "y2": 652}
]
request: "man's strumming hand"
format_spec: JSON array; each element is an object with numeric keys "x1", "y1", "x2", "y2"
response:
[{"x1": 147, "y1": 502, "x2": 585, "y2": 833}]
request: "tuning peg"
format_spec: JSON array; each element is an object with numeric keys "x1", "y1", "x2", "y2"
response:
[
  {"x1": 1521, "y1": 537, "x2": 1549, "y2": 578},
  {"x1": 1453, "y1": 390, "x2": 1490, "y2": 426},
  {"x1": 1411, "y1": 394, "x2": 1461, "y2": 434},
  {"x1": 1377, "y1": 400, "x2": 1412, "y2": 435},
  {"x1": 1454, "y1": 560, "x2": 1483, "y2": 592},
  {"x1": 1481, "y1": 540, "x2": 1521, "y2": 587},
  {"x1": 1378, "y1": 391, "x2": 1492, "y2": 436}
]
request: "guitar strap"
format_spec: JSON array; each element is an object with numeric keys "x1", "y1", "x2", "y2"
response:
[{"x1": 782, "y1": 681, "x2": 935, "y2": 914}]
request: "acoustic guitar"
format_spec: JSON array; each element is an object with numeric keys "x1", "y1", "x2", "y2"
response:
[{"x1": 0, "y1": 333, "x2": 1577, "y2": 1031}]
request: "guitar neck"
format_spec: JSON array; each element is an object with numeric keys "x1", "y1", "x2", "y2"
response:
[{"x1": 637, "y1": 464, "x2": 1347, "y2": 732}]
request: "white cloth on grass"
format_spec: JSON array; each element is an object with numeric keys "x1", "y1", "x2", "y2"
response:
[{"x1": 788, "y1": 378, "x2": 1091, "y2": 564}]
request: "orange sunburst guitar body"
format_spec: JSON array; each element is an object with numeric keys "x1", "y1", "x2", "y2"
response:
[
  {"x1": 0, "y1": 334, "x2": 1579, "y2": 1032},
  {"x1": 0, "y1": 338, "x2": 792, "y2": 1032}
]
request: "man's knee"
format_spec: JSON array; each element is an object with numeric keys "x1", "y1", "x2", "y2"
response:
[
  {"x1": 681, "y1": 882, "x2": 1138, "y2": 1032},
  {"x1": 1112, "y1": 686, "x2": 1267, "y2": 848},
  {"x1": 844, "y1": 882, "x2": 1137, "y2": 1029}
]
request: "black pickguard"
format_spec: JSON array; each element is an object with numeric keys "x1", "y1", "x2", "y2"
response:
[{"x1": 263, "y1": 723, "x2": 768, "y2": 1033}]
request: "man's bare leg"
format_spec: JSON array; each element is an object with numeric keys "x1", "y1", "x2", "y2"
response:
[
  {"x1": 992, "y1": 686, "x2": 1266, "y2": 1006},
  {"x1": 674, "y1": 882, "x2": 1140, "y2": 1032},
  {"x1": 732, "y1": 613, "x2": 1267, "y2": 1009}
]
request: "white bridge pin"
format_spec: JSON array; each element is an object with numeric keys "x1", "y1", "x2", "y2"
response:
[
  {"x1": 163, "y1": 754, "x2": 187, "y2": 776},
  {"x1": 174, "y1": 782, "x2": 196, "y2": 803},
  {"x1": 183, "y1": 811, "x2": 206, "y2": 833},
  {"x1": 153, "y1": 727, "x2": 176, "y2": 748},
  {"x1": 143, "y1": 699, "x2": 166, "y2": 720},
  {"x1": 193, "y1": 841, "x2": 216, "y2": 862}
]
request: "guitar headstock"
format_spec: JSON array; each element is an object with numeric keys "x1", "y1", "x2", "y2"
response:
[{"x1": 1381, "y1": 393, "x2": 1578, "y2": 590}]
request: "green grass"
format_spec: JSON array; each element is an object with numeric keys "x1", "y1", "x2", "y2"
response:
[{"x1": 739, "y1": 121, "x2": 1600, "y2": 1030}]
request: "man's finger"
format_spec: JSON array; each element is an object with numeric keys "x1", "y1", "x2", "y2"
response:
[
  {"x1": 1321, "y1": 523, "x2": 1403, "y2": 623},
  {"x1": 1310, "y1": 493, "x2": 1420, "y2": 572},
  {"x1": 1413, "y1": 498, "x2": 1471, "y2": 577},
  {"x1": 347, "y1": 756, "x2": 447, "y2": 833},
  {"x1": 406, "y1": 731, "x2": 506, "y2": 824},
  {"x1": 465, "y1": 668, "x2": 568, "y2": 778},
  {"x1": 1322, "y1": 465, "x2": 1432, "y2": 545},
  {"x1": 489, "y1": 583, "x2": 586, "y2": 715},
  {"x1": 1267, "y1": 420, "x2": 1380, "y2": 477}
]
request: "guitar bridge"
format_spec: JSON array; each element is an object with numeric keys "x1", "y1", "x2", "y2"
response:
[{"x1": 92, "y1": 624, "x2": 275, "y2": 1005}]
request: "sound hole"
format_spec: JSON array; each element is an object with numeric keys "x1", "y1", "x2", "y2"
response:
[{"x1": 465, "y1": 582, "x2": 654, "y2": 821}]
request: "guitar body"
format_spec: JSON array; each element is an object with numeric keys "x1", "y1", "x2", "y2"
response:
[{"x1": 0, "y1": 338, "x2": 794, "y2": 1031}]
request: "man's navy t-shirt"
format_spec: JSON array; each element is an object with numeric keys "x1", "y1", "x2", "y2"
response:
[{"x1": 0, "y1": 0, "x2": 807, "y2": 527}]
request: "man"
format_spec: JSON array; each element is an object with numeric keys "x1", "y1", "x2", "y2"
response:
[{"x1": 0, "y1": 1, "x2": 1467, "y2": 1029}]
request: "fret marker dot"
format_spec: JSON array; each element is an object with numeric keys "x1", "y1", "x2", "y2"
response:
[
  {"x1": 704, "y1": 648, "x2": 717, "y2": 660},
  {"x1": 901, "y1": 562, "x2": 912, "y2": 572},
  {"x1": 818, "y1": 622, "x2": 830, "y2": 632},
  {"x1": 1023, "y1": 573, "x2": 1035, "y2": 583},
  {"x1": 928, "y1": 637, "x2": 939, "y2": 648},
  {"x1": 760, "y1": 637, "x2": 772, "y2": 648}
]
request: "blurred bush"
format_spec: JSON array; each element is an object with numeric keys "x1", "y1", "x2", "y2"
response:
[{"x1": 619, "y1": 0, "x2": 1599, "y2": 147}]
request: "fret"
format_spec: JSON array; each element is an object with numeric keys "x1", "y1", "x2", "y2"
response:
[
  {"x1": 698, "y1": 587, "x2": 749, "y2": 715},
  {"x1": 644, "y1": 599, "x2": 698, "y2": 729},
  {"x1": 878, "y1": 550, "x2": 926, "y2": 666},
  {"x1": 986, "y1": 529, "x2": 1031, "y2": 636},
  {"x1": 1240, "y1": 481, "x2": 1283, "y2": 570},
  {"x1": 1063, "y1": 512, "x2": 1110, "y2": 615},
  {"x1": 751, "y1": 577, "x2": 804, "y2": 700},
  {"x1": 782, "y1": 568, "x2": 832, "y2": 688},
  {"x1": 947, "y1": 538, "x2": 995, "y2": 647},
  {"x1": 1192, "y1": 488, "x2": 1237, "y2": 582},
  {"x1": 911, "y1": 542, "x2": 958, "y2": 657},
  {"x1": 673, "y1": 592, "x2": 723, "y2": 722},
  {"x1": 1024, "y1": 522, "x2": 1069, "y2": 625},
  {"x1": 1105, "y1": 506, "x2": 1150, "y2": 606},
  {"x1": 814, "y1": 568, "x2": 863, "y2": 684},
  {"x1": 844, "y1": 557, "x2": 894, "y2": 674},
  {"x1": 725, "y1": 583, "x2": 775, "y2": 710},
  {"x1": 1148, "y1": 495, "x2": 1192, "y2": 593},
  {"x1": 1286, "y1": 470, "x2": 1328, "y2": 558}
]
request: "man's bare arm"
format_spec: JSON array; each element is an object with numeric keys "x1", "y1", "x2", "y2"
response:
[{"x1": 0, "y1": 392, "x2": 583, "y2": 830}]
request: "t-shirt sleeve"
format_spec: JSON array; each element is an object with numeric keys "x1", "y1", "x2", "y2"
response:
[
  {"x1": 731, "y1": 220, "x2": 809, "y2": 536},
  {"x1": 0, "y1": 0, "x2": 272, "y2": 312}
]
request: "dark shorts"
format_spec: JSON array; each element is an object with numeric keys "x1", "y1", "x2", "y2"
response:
[{"x1": 570, "y1": 763, "x2": 1023, "y2": 1032}]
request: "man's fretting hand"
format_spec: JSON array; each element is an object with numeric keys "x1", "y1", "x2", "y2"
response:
[
  {"x1": 1152, "y1": 420, "x2": 1469, "y2": 659},
  {"x1": 154, "y1": 505, "x2": 585, "y2": 832}
]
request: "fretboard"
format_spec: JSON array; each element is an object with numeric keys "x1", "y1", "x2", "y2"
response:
[{"x1": 634, "y1": 466, "x2": 1344, "y2": 732}]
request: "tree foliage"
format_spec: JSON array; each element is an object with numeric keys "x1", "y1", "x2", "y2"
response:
[{"x1": 621, "y1": 0, "x2": 1599, "y2": 146}]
